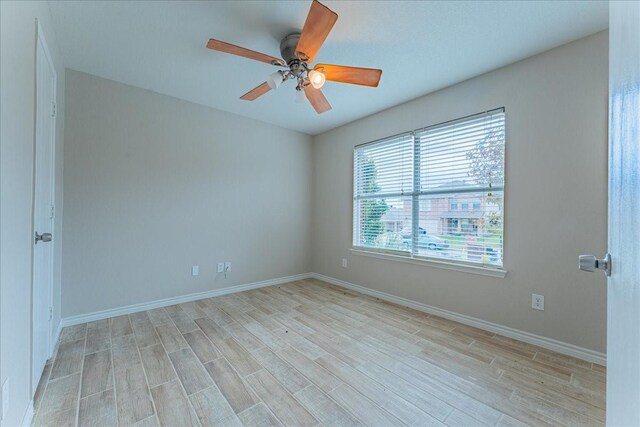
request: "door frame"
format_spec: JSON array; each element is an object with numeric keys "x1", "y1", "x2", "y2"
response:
[{"x1": 32, "y1": 18, "x2": 57, "y2": 391}]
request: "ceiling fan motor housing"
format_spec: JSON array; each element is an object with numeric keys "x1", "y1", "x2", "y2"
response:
[{"x1": 280, "y1": 33, "x2": 304, "y2": 65}]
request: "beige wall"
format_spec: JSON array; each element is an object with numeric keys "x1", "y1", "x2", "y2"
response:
[
  {"x1": 62, "y1": 70, "x2": 313, "y2": 317},
  {"x1": 0, "y1": 1, "x2": 66, "y2": 425},
  {"x1": 311, "y1": 31, "x2": 608, "y2": 353}
]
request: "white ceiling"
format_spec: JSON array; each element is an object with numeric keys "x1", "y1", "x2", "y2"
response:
[{"x1": 49, "y1": 1, "x2": 608, "y2": 135}]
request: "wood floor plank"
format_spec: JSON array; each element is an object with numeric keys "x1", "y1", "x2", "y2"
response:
[
  {"x1": 245, "y1": 369, "x2": 319, "y2": 426},
  {"x1": 200, "y1": 303, "x2": 237, "y2": 326},
  {"x1": 355, "y1": 361, "x2": 454, "y2": 422},
  {"x1": 245, "y1": 309, "x2": 281, "y2": 330},
  {"x1": 356, "y1": 342, "x2": 503, "y2": 426},
  {"x1": 35, "y1": 373, "x2": 81, "y2": 422},
  {"x1": 168, "y1": 347, "x2": 214, "y2": 395},
  {"x1": 146, "y1": 308, "x2": 172, "y2": 326},
  {"x1": 238, "y1": 402, "x2": 283, "y2": 427},
  {"x1": 112, "y1": 335, "x2": 154, "y2": 424},
  {"x1": 150, "y1": 380, "x2": 200, "y2": 426},
  {"x1": 184, "y1": 329, "x2": 222, "y2": 364},
  {"x1": 238, "y1": 317, "x2": 289, "y2": 351},
  {"x1": 80, "y1": 349, "x2": 112, "y2": 398},
  {"x1": 277, "y1": 346, "x2": 342, "y2": 393},
  {"x1": 85, "y1": 319, "x2": 110, "y2": 355},
  {"x1": 572, "y1": 371, "x2": 606, "y2": 395},
  {"x1": 328, "y1": 384, "x2": 407, "y2": 426},
  {"x1": 34, "y1": 409, "x2": 76, "y2": 427},
  {"x1": 131, "y1": 415, "x2": 160, "y2": 427},
  {"x1": 445, "y1": 408, "x2": 490, "y2": 427},
  {"x1": 221, "y1": 321, "x2": 266, "y2": 352},
  {"x1": 510, "y1": 388, "x2": 601, "y2": 427},
  {"x1": 500, "y1": 368, "x2": 605, "y2": 410},
  {"x1": 166, "y1": 305, "x2": 199, "y2": 333},
  {"x1": 317, "y1": 353, "x2": 444, "y2": 425},
  {"x1": 59, "y1": 323, "x2": 87, "y2": 343},
  {"x1": 139, "y1": 344, "x2": 177, "y2": 387},
  {"x1": 110, "y1": 315, "x2": 133, "y2": 338},
  {"x1": 50, "y1": 338, "x2": 85, "y2": 380},
  {"x1": 252, "y1": 347, "x2": 311, "y2": 394},
  {"x1": 271, "y1": 328, "x2": 327, "y2": 360},
  {"x1": 294, "y1": 384, "x2": 362, "y2": 427},
  {"x1": 195, "y1": 317, "x2": 231, "y2": 343},
  {"x1": 178, "y1": 301, "x2": 208, "y2": 320},
  {"x1": 190, "y1": 385, "x2": 237, "y2": 427},
  {"x1": 270, "y1": 313, "x2": 314, "y2": 336},
  {"x1": 497, "y1": 414, "x2": 530, "y2": 427},
  {"x1": 203, "y1": 358, "x2": 257, "y2": 414},
  {"x1": 130, "y1": 312, "x2": 161, "y2": 348},
  {"x1": 500, "y1": 368, "x2": 605, "y2": 419},
  {"x1": 155, "y1": 322, "x2": 188, "y2": 353},
  {"x1": 306, "y1": 332, "x2": 364, "y2": 368},
  {"x1": 78, "y1": 389, "x2": 116, "y2": 427},
  {"x1": 216, "y1": 337, "x2": 262, "y2": 376}
]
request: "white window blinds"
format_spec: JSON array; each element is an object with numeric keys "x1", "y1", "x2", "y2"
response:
[
  {"x1": 354, "y1": 133, "x2": 414, "y2": 198},
  {"x1": 353, "y1": 109, "x2": 505, "y2": 268},
  {"x1": 353, "y1": 133, "x2": 414, "y2": 250},
  {"x1": 417, "y1": 112, "x2": 505, "y2": 193}
]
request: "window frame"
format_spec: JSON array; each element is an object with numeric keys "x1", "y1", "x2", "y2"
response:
[{"x1": 352, "y1": 108, "x2": 506, "y2": 275}]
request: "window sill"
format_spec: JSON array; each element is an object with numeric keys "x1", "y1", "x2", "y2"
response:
[{"x1": 349, "y1": 248, "x2": 508, "y2": 278}]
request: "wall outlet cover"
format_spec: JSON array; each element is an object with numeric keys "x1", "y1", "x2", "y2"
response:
[
  {"x1": 342, "y1": 258, "x2": 348, "y2": 268},
  {"x1": 217, "y1": 262, "x2": 224, "y2": 273},
  {"x1": 191, "y1": 265, "x2": 199, "y2": 276},
  {"x1": 224, "y1": 262, "x2": 231, "y2": 271},
  {"x1": 532, "y1": 294, "x2": 545, "y2": 311}
]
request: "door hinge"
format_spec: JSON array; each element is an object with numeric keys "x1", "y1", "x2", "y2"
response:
[
  {"x1": 49, "y1": 307, "x2": 53, "y2": 321},
  {"x1": 50, "y1": 204, "x2": 55, "y2": 219},
  {"x1": 51, "y1": 102, "x2": 56, "y2": 118}
]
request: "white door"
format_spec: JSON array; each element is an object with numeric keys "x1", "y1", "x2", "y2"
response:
[
  {"x1": 32, "y1": 22, "x2": 56, "y2": 392},
  {"x1": 607, "y1": 1, "x2": 639, "y2": 425}
]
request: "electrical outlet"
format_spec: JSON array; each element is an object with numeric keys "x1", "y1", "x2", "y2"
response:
[
  {"x1": 224, "y1": 262, "x2": 231, "y2": 271},
  {"x1": 217, "y1": 262, "x2": 224, "y2": 273},
  {"x1": 342, "y1": 258, "x2": 348, "y2": 268},
  {"x1": 191, "y1": 265, "x2": 199, "y2": 276},
  {"x1": 532, "y1": 294, "x2": 545, "y2": 311},
  {"x1": 2, "y1": 378, "x2": 9, "y2": 421}
]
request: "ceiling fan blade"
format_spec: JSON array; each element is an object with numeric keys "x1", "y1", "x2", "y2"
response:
[
  {"x1": 240, "y1": 82, "x2": 272, "y2": 101},
  {"x1": 303, "y1": 85, "x2": 331, "y2": 114},
  {"x1": 296, "y1": 1, "x2": 338, "y2": 63},
  {"x1": 207, "y1": 39, "x2": 286, "y2": 67},
  {"x1": 315, "y1": 64, "x2": 382, "y2": 87}
]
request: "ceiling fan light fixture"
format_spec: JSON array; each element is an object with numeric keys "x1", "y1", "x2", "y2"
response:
[
  {"x1": 267, "y1": 70, "x2": 285, "y2": 90},
  {"x1": 308, "y1": 69, "x2": 326, "y2": 89}
]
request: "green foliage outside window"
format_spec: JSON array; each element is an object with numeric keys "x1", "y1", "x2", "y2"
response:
[{"x1": 360, "y1": 159, "x2": 389, "y2": 246}]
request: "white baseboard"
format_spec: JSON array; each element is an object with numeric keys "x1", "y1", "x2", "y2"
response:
[
  {"x1": 59, "y1": 273, "x2": 311, "y2": 328},
  {"x1": 21, "y1": 400, "x2": 34, "y2": 427},
  {"x1": 310, "y1": 272, "x2": 606, "y2": 366},
  {"x1": 58, "y1": 271, "x2": 605, "y2": 366}
]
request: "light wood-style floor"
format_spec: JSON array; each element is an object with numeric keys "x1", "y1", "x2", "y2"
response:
[{"x1": 33, "y1": 279, "x2": 605, "y2": 427}]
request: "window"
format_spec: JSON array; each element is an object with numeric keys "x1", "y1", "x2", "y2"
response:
[{"x1": 353, "y1": 108, "x2": 505, "y2": 268}]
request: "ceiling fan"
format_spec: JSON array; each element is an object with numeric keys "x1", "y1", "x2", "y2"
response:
[{"x1": 206, "y1": 0, "x2": 382, "y2": 114}]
